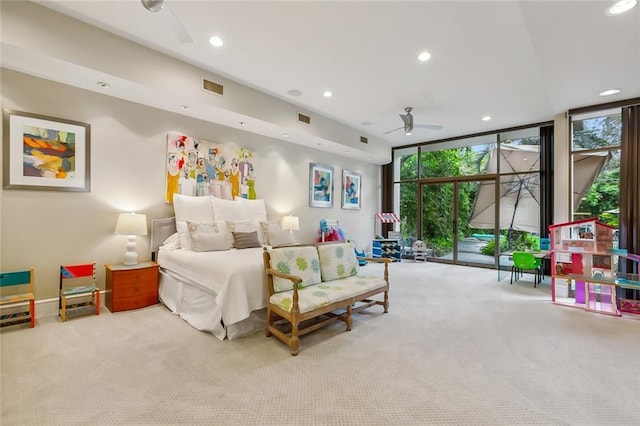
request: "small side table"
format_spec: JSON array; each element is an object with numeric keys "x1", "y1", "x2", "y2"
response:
[{"x1": 105, "y1": 261, "x2": 159, "y2": 313}]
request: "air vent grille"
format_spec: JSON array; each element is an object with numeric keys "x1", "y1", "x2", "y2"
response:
[
  {"x1": 202, "y1": 78, "x2": 224, "y2": 95},
  {"x1": 298, "y1": 113, "x2": 311, "y2": 124},
  {"x1": 360, "y1": 136, "x2": 368, "y2": 144}
]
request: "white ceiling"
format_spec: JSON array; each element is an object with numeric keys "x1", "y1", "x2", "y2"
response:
[{"x1": 23, "y1": 1, "x2": 640, "y2": 149}]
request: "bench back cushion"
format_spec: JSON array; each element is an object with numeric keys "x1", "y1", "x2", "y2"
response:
[
  {"x1": 269, "y1": 246, "x2": 321, "y2": 292},
  {"x1": 317, "y1": 242, "x2": 359, "y2": 282}
]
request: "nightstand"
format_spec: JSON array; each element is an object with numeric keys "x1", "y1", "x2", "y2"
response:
[{"x1": 105, "y1": 261, "x2": 159, "y2": 312}]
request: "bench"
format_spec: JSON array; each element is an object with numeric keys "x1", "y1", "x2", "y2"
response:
[{"x1": 263, "y1": 242, "x2": 390, "y2": 355}]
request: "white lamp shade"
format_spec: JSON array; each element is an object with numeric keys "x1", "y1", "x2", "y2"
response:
[
  {"x1": 114, "y1": 213, "x2": 148, "y2": 236},
  {"x1": 282, "y1": 215, "x2": 299, "y2": 231}
]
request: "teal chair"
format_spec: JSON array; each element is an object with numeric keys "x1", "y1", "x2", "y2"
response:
[{"x1": 510, "y1": 252, "x2": 541, "y2": 288}]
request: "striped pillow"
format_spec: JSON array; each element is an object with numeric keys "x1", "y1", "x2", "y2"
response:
[{"x1": 232, "y1": 231, "x2": 261, "y2": 249}]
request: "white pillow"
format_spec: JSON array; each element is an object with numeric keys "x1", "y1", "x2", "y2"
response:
[
  {"x1": 211, "y1": 197, "x2": 248, "y2": 222},
  {"x1": 267, "y1": 230, "x2": 295, "y2": 247},
  {"x1": 190, "y1": 230, "x2": 229, "y2": 252},
  {"x1": 234, "y1": 197, "x2": 267, "y2": 222},
  {"x1": 173, "y1": 194, "x2": 215, "y2": 223},
  {"x1": 178, "y1": 220, "x2": 227, "y2": 250},
  {"x1": 260, "y1": 219, "x2": 282, "y2": 245},
  {"x1": 160, "y1": 232, "x2": 180, "y2": 251},
  {"x1": 173, "y1": 194, "x2": 215, "y2": 249}
]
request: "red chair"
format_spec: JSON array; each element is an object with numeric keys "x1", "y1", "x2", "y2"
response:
[{"x1": 59, "y1": 263, "x2": 100, "y2": 321}]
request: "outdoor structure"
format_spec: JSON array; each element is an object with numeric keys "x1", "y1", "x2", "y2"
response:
[{"x1": 469, "y1": 145, "x2": 610, "y2": 237}]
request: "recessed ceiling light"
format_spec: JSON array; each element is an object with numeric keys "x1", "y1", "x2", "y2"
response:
[
  {"x1": 606, "y1": 0, "x2": 637, "y2": 15},
  {"x1": 599, "y1": 88, "x2": 621, "y2": 96},
  {"x1": 405, "y1": 132, "x2": 413, "y2": 136},
  {"x1": 323, "y1": 91, "x2": 333, "y2": 98},
  {"x1": 282, "y1": 133, "x2": 289, "y2": 138},
  {"x1": 288, "y1": 89, "x2": 303, "y2": 97},
  {"x1": 344, "y1": 150, "x2": 349, "y2": 154},
  {"x1": 418, "y1": 51, "x2": 431, "y2": 62},
  {"x1": 180, "y1": 104, "x2": 190, "y2": 110},
  {"x1": 209, "y1": 36, "x2": 224, "y2": 47},
  {"x1": 482, "y1": 115, "x2": 492, "y2": 121},
  {"x1": 96, "y1": 81, "x2": 110, "y2": 88}
]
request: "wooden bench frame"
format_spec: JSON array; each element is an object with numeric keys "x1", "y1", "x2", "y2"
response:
[{"x1": 263, "y1": 244, "x2": 390, "y2": 355}]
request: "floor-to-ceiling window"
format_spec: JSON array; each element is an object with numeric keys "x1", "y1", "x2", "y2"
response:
[
  {"x1": 570, "y1": 109, "x2": 621, "y2": 235},
  {"x1": 392, "y1": 124, "x2": 547, "y2": 268}
]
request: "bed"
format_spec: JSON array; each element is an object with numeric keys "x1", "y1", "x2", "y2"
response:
[{"x1": 150, "y1": 195, "x2": 295, "y2": 340}]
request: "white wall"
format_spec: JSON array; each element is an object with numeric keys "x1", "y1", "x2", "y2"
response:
[{"x1": 1, "y1": 70, "x2": 380, "y2": 301}]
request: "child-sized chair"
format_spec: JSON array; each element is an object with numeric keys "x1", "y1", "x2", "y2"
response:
[
  {"x1": 59, "y1": 262, "x2": 100, "y2": 321},
  {"x1": 510, "y1": 252, "x2": 541, "y2": 288},
  {"x1": 0, "y1": 267, "x2": 36, "y2": 328},
  {"x1": 412, "y1": 240, "x2": 428, "y2": 262}
]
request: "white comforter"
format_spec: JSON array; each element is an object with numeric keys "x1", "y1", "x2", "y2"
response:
[{"x1": 157, "y1": 247, "x2": 267, "y2": 334}]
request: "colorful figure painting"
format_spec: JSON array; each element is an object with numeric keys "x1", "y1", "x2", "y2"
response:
[{"x1": 165, "y1": 132, "x2": 257, "y2": 203}]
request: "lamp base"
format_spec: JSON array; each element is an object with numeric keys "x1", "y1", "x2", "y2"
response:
[{"x1": 123, "y1": 235, "x2": 138, "y2": 266}]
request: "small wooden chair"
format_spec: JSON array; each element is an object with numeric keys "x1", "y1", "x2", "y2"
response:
[
  {"x1": 0, "y1": 267, "x2": 36, "y2": 328},
  {"x1": 59, "y1": 263, "x2": 100, "y2": 321}
]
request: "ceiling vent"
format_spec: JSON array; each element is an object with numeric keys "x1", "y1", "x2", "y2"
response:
[
  {"x1": 298, "y1": 113, "x2": 311, "y2": 124},
  {"x1": 360, "y1": 136, "x2": 368, "y2": 144},
  {"x1": 202, "y1": 78, "x2": 224, "y2": 95}
]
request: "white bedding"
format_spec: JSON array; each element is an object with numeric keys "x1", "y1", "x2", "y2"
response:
[{"x1": 157, "y1": 246, "x2": 267, "y2": 339}]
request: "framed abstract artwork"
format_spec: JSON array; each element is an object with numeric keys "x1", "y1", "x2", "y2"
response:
[
  {"x1": 341, "y1": 169, "x2": 361, "y2": 210},
  {"x1": 309, "y1": 162, "x2": 334, "y2": 208},
  {"x1": 3, "y1": 109, "x2": 91, "y2": 191}
]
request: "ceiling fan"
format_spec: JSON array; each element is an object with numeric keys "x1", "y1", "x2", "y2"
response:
[
  {"x1": 383, "y1": 107, "x2": 443, "y2": 135},
  {"x1": 140, "y1": 0, "x2": 193, "y2": 44}
]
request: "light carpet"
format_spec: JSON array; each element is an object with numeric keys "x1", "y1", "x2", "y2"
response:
[{"x1": 1, "y1": 261, "x2": 639, "y2": 425}]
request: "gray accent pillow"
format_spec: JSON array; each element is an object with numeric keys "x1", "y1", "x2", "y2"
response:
[{"x1": 232, "y1": 231, "x2": 262, "y2": 249}]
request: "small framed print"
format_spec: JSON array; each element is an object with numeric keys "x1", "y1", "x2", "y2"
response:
[
  {"x1": 342, "y1": 169, "x2": 361, "y2": 210},
  {"x1": 3, "y1": 109, "x2": 91, "y2": 191},
  {"x1": 309, "y1": 162, "x2": 334, "y2": 208}
]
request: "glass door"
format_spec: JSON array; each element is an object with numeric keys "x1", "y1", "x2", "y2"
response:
[{"x1": 421, "y1": 177, "x2": 497, "y2": 267}]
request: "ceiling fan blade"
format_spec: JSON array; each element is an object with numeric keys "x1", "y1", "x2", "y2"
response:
[
  {"x1": 166, "y1": 3, "x2": 193, "y2": 44},
  {"x1": 399, "y1": 113, "x2": 410, "y2": 125},
  {"x1": 414, "y1": 124, "x2": 443, "y2": 131},
  {"x1": 382, "y1": 126, "x2": 403, "y2": 135}
]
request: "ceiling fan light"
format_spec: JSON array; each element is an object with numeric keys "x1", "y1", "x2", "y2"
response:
[{"x1": 141, "y1": 0, "x2": 164, "y2": 13}]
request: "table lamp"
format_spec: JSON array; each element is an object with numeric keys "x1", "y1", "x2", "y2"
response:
[
  {"x1": 282, "y1": 215, "x2": 299, "y2": 234},
  {"x1": 115, "y1": 212, "x2": 148, "y2": 265}
]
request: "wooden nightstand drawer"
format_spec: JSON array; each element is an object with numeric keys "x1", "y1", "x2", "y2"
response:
[{"x1": 105, "y1": 262, "x2": 159, "y2": 313}]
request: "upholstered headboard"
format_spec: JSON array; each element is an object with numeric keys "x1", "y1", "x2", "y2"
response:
[{"x1": 150, "y1": 217, "x2": 176, "y2": 261}]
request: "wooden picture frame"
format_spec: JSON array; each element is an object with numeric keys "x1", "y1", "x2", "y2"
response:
[
  {"x1": 3, "y1": 109, "x2": 91, "y2": 191},
  {"x1": 309, "y1": 162, "x2": 334, "y2": 208},
  {"x1": 342, "y1": 169, "x2": 361, "y2": 210}
]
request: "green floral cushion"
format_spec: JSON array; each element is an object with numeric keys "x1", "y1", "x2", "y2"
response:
[
  {"x1": 269, "y1": 246, "x2": 321, "y2": 292},
  {"x1": 317, "y1": 243, "x2": 359, "y2": 282},
  {"x1": 269, "y1": 274, "x2": 387, "y2": 313}
]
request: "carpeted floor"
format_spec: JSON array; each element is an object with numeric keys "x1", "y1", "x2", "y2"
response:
[{"x1": 1, "y1": 261, "x2": 639, "y2": 425}]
